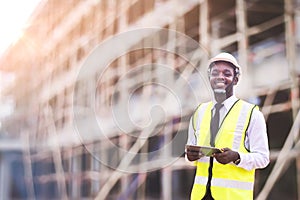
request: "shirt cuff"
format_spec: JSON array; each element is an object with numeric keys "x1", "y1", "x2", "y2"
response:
[{"x1": 237, "y1": 153, "x2": 252, "y2": 171}]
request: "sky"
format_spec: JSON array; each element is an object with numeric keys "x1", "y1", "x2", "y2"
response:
[
  {"x1": 0, "y1": 0, "x2": 41, "y2": 121},
  {"x1": 0, "y1": 0, "x2": 42, "y2": 55}
]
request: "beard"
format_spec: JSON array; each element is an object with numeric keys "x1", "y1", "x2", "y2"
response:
[{"x1": 213, "y1": 81, "x2": 234, "y2": 102}]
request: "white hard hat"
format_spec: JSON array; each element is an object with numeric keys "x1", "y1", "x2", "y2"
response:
[{"x1": 208, "y1": 52, "x2": 241, "y2": 77}]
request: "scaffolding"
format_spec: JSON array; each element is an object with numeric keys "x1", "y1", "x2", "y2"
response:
[{"x1": 0, "y1": 0, "x2": 299, "y2": 199}]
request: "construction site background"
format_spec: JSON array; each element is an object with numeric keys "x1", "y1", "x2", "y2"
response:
[{"x1": 0, "y1": 0, "x2": 300, "y2": 199}]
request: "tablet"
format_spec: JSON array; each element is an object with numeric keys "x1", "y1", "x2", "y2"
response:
[{"x1": 185, "y1": 144, "x2": 222, "y2": 157}]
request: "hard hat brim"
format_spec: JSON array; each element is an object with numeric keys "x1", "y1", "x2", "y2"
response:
[{"x1": 209, "y1": 57, "x2": 241, "y2": 69}]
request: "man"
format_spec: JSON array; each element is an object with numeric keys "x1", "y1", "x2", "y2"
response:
[{"x1": 185, "y1": 52, "x2": 270, "y2": 200}]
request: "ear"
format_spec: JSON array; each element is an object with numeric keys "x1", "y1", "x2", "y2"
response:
[{"x1": 233, "y1": 76, "x2": 239, "y2": 85}]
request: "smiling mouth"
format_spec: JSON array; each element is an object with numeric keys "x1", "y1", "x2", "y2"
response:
[{"x1": 215, "y1": 82, "x2": 226, "y2": 87}]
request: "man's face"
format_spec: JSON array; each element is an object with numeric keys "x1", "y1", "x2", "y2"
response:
[{"x1": 209, "y1": 61, "x2": 237, "y2": 93}]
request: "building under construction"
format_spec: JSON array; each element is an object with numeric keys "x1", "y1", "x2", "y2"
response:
[{"x1": 0, "y1": 0, "x2": 300, "y2": 199}]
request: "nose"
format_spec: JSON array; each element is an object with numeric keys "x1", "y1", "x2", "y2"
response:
[{"x1": 217, "y1": 73, "x2": 225, "y2": 79}]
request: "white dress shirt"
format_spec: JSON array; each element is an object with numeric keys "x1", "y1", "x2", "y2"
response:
[{"x1": 187, "y1": 95, "x2": 270, "y2": 171}]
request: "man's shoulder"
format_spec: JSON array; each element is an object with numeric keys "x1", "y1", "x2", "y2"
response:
[
  {"x1": 192, "y1": 101, "x2": 213, "y2": 116},
  {"x1": 195, "y1": 101, "x2": 213, "y2": 109},
  {"x1": 238, "y1": 99, "x2": 259, "y2": 108},
  {"x1": 238, "y1": 99, "x2": 263, "y2": 116}
]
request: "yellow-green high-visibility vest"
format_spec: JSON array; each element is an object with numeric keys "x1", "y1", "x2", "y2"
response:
[{"x1": 191, "y1": 99, "x2": 258, "y2": 200}]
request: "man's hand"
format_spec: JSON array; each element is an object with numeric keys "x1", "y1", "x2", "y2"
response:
[
  {"x1": 186, "y1": 145, "x2": 204, "y2": 161},
  {"x1": 213, "y1": 147, "x2": 240, "y2": 164}
]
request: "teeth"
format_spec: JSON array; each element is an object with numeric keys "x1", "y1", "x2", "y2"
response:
[{"x1": 216, "y1": 82, "x2": 225, "y2": 86}]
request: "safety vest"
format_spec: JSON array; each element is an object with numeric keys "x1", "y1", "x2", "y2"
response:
[{"x1": 191, "y1": 99, "x2": 258, "y2": 200}]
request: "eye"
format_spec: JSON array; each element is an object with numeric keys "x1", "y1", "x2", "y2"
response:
[
  {"x1": 223, "y1": 71, "x2": 233, "y2": 77},
  {"x1": 210, "y1": 70, "x2": 219, "y2": 77}
]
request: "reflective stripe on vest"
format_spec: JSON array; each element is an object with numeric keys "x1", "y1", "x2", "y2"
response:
[
  {"x1": 192, "y1": 102, "x2": 212, "y2": 143},
  {"x1": 191, "y1": 99, "x2": 257, "y2": 200},
  {"x1": 194, "y1": 176, "x2": 254, "y2": 190}
]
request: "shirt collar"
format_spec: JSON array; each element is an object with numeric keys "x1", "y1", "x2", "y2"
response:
[{"x1": 212, "y1": 95, "x2": 238, "y2": 111}]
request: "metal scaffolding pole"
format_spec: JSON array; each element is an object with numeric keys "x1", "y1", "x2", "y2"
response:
[
  {"x1": 256, "y1": 110, "x2": 300, "y2": 200},
  {"x1": 284, "y1": 0, "x2": 300, "y2": 198},
  {"x1": 1, "y1": 0, "x2": 299, "y2": 199}
]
